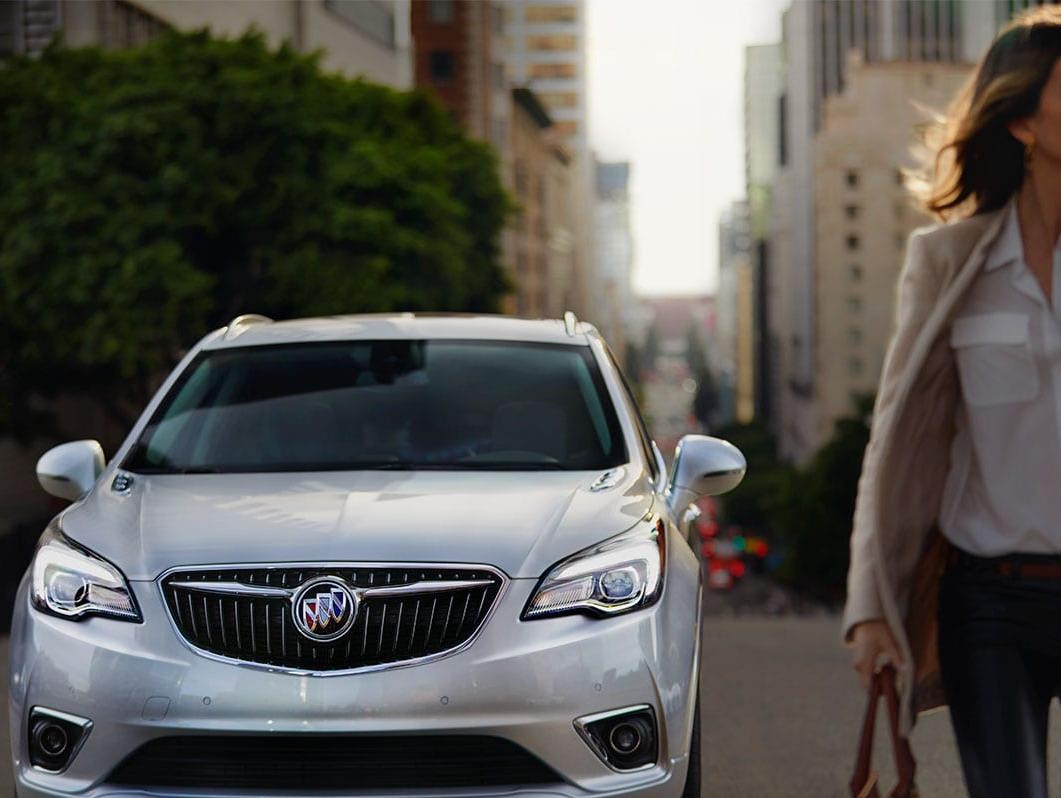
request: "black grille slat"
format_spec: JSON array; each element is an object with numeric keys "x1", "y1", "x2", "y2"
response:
[
  {"x1": 201, "y1": 595, "x2": 212, "y2": 645},
  {"x1": 392, "y1": 601, "x2": 404, "y2": 653},
  {"x1": 408, "y1": 597, "x2": 422, "y2": 657},
  {"x1": 108, "y1": 734, "x2": 562, "y2": 790},
  {"x1": 162, "y1": 567, "x2": 502, "y2": 671},
  {"x1": 185, "y1": 593, "x2": 198, "y2": 641},
  {"x1": 262, "y1": 572, "x2": 270, "y2": 656}
]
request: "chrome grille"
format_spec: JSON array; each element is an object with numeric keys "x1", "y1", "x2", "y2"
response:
[{"x1": 160, "y1": 566, "x2": 504, "y2": 672}]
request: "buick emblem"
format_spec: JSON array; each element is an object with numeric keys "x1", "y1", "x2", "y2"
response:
[{"x1": 291, "y1": 577, "x2": 358, "y2": 642}]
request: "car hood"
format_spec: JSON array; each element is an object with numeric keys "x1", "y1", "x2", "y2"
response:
[{"x1": 61, "y1": 468, "x2": 655, "y2": 581}]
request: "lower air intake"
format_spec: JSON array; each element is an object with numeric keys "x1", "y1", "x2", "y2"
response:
[{"x1": 108, "y1": 734, "x2": 564, "y2": 790}]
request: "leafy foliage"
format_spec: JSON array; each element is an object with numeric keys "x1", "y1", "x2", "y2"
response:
[
  {"x1": 0, "y1": 31, "x2": 512, "y2": 437},
  {"x1": 691, "y1": 367, "x2": 718, "y2": 430},
  {"x1": 716, "y1": 394, "x2": 874, "y2": 603},
  {"x1": 714, "y1": 420, "x2": 795, "y2": 534}
]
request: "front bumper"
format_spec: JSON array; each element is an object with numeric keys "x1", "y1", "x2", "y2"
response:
[{"x1": 8, "y1": 566, "x2": 700, "y2": 798}]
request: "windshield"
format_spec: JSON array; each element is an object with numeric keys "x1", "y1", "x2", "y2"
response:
[{"x1": 123, "y1": 340, "x2": 628, "y2": 473}]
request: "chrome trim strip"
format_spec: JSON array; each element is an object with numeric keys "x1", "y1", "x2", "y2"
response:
[
  {"x1": 29, "y1": 706, "x2": 93, "y2": 729},
  {"x1": 155, "y1": 561, "x2": 509, "y2": 677},
  {"x1": 28, "y1": 706, "x2": 93, "y2": 776},
  {"x1": 169, "y1": 577, "x2": 490, "y2": 600},
  {"x1": 360, "y1": 579, "x2": 488, "y2": 599},
  {"x1": 573, "y1": 704, "x2": 657, "y2": 774},
  {"x1": 172, "y1": 581, "x2": 294, "y2": 598},
  {"x1": 152, "y1": 561, "x2": 510, "y2": 583}
]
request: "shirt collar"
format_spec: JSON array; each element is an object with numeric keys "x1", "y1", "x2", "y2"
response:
[{"x1": 984, "y1": 197, "x2": 1022, "y2": 273}]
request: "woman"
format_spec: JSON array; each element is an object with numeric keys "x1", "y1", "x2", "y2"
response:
[{"x1": 844, "y1": 7, "x2": 1061, "y2": 796}]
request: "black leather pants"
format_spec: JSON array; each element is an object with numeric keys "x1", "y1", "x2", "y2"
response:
[{"x1": 938, "y1": 549, "x2": 1061, "y2": 798}]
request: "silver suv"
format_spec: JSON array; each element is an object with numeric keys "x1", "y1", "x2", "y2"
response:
[{"x1": 8, "y1": 313, "x2": 745, "y2": 798}]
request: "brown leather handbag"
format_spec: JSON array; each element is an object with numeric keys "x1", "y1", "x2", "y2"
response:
[{"x1": 850, "y1": 665, "x2": 919, "y2": 798}]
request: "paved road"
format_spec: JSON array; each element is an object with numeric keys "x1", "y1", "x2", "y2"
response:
[
  {"x1": 699, "y1": 615, "x2": 1061, "y2": 797},
  {"x1": 5, "y1": 619, "x2": 1061, "y2": 796}
]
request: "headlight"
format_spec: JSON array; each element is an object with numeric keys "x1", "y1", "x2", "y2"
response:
[
  {"x1": 523, "y1": 518, "x2": 665, "y2": 620},
  {"x1": 31, "y1": 521, "x2": 141, "y2": 622}
]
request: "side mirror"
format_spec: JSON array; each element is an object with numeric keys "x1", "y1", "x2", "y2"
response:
[
  {"x1": 666, "y1": 434, "x2": 747, "y2": 512},
  {"x1": 36, "y1": 440, "x2": 105, "y2": 501}
]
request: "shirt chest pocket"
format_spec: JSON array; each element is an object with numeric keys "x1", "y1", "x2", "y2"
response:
[{"x1": 950, "y1": 313, "x2": 1039, "y2": 407}]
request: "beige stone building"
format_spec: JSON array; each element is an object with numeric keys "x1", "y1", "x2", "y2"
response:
[
  {"x1": 501, "y1": 88, "x2": 576, "y2": 318},
  {"x1": 812, "y1": 54, "x2": 968, "y2": 445},
  {"x1": 736, "y1": 257, "x2": 757, "y2": 424},
  {"x1": 501, "y1": 0, "x2": 598, "y2": 331},
  {"x1": 593, "y1": 161, "x2": 633, "y2": 360},
  {"x1": 717, "y1": 200, "x2": 752, "y2": 425},
  {"x1": 408, "y1": 2, "x2": 581, "y2": 320}
]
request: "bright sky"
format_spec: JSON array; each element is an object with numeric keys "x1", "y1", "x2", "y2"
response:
[{"x1": 587, "y1": 0, "x2": 789, "y2": 296}]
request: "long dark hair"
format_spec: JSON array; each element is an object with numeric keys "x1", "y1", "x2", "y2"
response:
[{"x1": 918, "y1": 7, "x2": 1061, "y2": 221}]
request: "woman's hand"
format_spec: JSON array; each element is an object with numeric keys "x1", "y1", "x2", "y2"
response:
[{"x1": 850, "y1": 619, "x2": 904, "y2": 689}]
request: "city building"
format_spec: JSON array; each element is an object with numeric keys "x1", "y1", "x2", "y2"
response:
[
  {"x1": 501, "y1": 0, "x2": 598, "y2": 328},
  {"x1": 410, "y1": 1, "x2": 582, "y2": 320},
  {"x1": 769, "y1": 0, "x2": 1056, "y2": 462},
  {"x1": 501, "y1": 0, "x2": 587, "y2": 150},
  {"x1": 771, "y1": 0, "x2": 819, "y2": 462},
  {"x1": 501, "y1": 88, "x2": 577, "y2": 318},
  {"x1": 743, "y1": 43, "x2": 785, "y2": 426},
  {"x1": 410, "y1": 0, "x2": 504, "y2": 142},
  {"x1": 638, "y1": 295, "x2": 716, "y2": 450},
  {"x1": 813, "y1": 56, "x2": 968, "y2": 444},
  {"x1": 717, "y1": 202, "x2": 753, "y2": 425},
  {"x1": 0, "y1": 0, "x2": 414, "y2": 87},
  {"x1": 593, "y1": 160, "x2": 634, "y2": 358}
]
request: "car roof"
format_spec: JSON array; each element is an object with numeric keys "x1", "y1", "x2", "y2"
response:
[{"x1": 201, "y1": 313, "x2": 598, "y2": 350}]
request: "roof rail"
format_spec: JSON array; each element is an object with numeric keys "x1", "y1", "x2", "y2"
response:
[
  {"x1": 563, "y1": 310, "x2": 579, "y2": 337},
  {"x1": 224, "y1": 313, "x2": 274, "y2": 340}
]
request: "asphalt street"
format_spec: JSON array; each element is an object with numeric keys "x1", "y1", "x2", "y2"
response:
[
  {"x1": 698, "y1": 615, "x2": 987, "y2": 797},
  {"x1": 5, "y1": 617, "x2": 1061, "y2": 796}
]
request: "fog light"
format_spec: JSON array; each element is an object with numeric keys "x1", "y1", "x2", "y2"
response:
[
  {"x1": 28, "y1": 707, "x2": 91, "y2": 773},
  {"x1": 575, "y1": 705, "x2": 657, "y2": 771},
  {"x1": 609, "y1": 721, "x2": 643, "y2": 753},
  {"x1": 33, "y1": 721, "x2": 69, "y2": 757}
]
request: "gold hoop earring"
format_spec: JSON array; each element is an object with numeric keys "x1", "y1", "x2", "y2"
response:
[{"x1": 1025, "y1": 139, "x2": 1036, "y2": 168}]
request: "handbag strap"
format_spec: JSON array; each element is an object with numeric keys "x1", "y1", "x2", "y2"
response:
[
  {"x1": 850, "y1": 665, "x2": 918, "y2": 798},
  {"x1": 880, "y1": 666, "x2": 917, "y2": 797},
  {"x1": 850, "y1": 666, "x2": 883, "y2": 798}
]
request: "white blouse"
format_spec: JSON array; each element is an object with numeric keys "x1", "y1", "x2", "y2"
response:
[{"x1": 940, "y1": 199, "x2": 1061, "y2": 556}]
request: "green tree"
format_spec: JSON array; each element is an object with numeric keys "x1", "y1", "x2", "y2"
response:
[
  {"x1": 0, "y1": 30, "x2": 512, "y2": 438},
  {"x1": 691, "y1": 366, "x2": 718, "y2": 429},
  {"x1": 771, "y1": 394, "x2": 873, "y2": 602},
  {"x1": 714, "y1": 420, "x2": 795, "y2": 534},
  {"x1": 715, "y1": 395, "x2": 873, "y2": 604}
]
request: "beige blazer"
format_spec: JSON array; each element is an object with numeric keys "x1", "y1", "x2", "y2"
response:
[{"x1": 841, "y1": 204, "x2": 1010, "y2": 737}]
